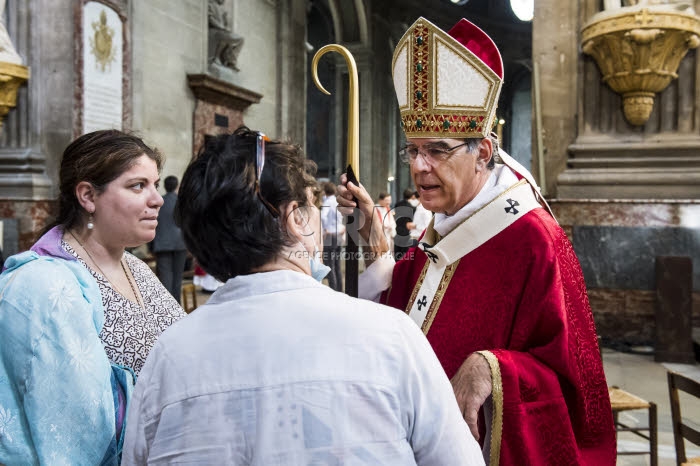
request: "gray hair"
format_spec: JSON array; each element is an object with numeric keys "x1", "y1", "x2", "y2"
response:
[{"x1": 464, "y1": 134, "x2": 499, "y2": 169}]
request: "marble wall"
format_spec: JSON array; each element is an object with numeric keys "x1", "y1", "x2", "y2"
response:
[
  {"x1": 0, "y1": 200, "x2": 55, "y2": 252},
  {"x1": 552, "y1": 200, "x2": 700, "y2": 344}
]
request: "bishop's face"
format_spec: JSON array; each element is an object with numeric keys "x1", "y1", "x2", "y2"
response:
[{"x1": 409, "y1": 138, "x2": 491, "y2": 215}]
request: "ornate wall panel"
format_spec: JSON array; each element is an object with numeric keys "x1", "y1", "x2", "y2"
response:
[{"x1": 558, "y1": 0, "x2": 700, "y2": 199}]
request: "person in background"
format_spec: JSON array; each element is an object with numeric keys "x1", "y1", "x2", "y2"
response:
[
  {"x1": 193, "y1": 261, "x2": 224, "y2": 293},
  {"x1": 393, "y1": 187, "x2": 417, "y2": 260},
  {"x1": 0, "y1": 130, "x2": 186, "y2": 465},
  {"x1": 408, "y1": 192, "x2": 433, "y2": 247},
  {"x1": 337, "y1": 17, "x2": 615, "y2": 465},
  {"x1": 320, "y1": 181, "x2": 345, "y2": 291},
  {"x1": 152, "y1": 175, "x2": 187, "y2": 303},
  {"x1": 121, "y1": 126, "x2": 484, "y2": 465}
]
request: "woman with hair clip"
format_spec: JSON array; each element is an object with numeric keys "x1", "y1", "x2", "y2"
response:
[
  {"x1": 0, "y1": 130, "x2": 185, "y2": 465},
  {"x1": 121, "y1": 126, "x2": 482, "y2": 465}
]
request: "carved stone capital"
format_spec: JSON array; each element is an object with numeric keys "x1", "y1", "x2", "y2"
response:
[{"x1": 581, "y1": 8, "x2": 700, "y2": 125}]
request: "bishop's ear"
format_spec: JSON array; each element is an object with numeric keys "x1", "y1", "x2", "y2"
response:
[{"x1": 476, "y1": 137, "x2": 494, "y2": 171}]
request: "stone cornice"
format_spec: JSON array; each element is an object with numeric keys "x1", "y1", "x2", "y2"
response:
[{"x1": 187, "y1": 73, "x2": 263, "y2": 111}]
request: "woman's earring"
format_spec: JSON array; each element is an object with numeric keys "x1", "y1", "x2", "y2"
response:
[{"x1": 87, "y1": 212, "x2": 94, "y2": 230}]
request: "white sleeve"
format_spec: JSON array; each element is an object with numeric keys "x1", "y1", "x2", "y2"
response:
[
  {"x1": 398, "y1": 316, "x2": 485, "y2": 465},
  {"x1": 320, "y1": 202, "x2": 332, "y2": 234},
  {"x1": 335, "y1": 206, "x2": 346, "y2": 236},
  {"x1": 121, "y1": 344, "x2": 162, "y2": 465},
  {"x1": 358, "y1": 253, "x2": 395, "y2": 302}
]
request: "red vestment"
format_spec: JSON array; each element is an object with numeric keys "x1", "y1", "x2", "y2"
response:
[{"x1": 383, "y1": 208, "x2": 616, "y2": 465}]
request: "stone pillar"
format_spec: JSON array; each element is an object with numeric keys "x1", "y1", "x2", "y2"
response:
[
  {"x1": 532, "y1": 0, "x2": 579, "y2": 197},
  {"x1": 0, "y1": 0, "x2": 75, "y2": 250},
  {"x1": 0, "y1": 0, "x2": 50, "y2": 202},
  {"x1": 275, "y1": 0, "x2": 307, "y2": 144}
]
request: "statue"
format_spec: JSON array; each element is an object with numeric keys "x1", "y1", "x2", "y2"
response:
[
  {"x1": 208, "y1": 0, "x2": 244, "y2": 72},
  {"x1": 0, "y1": 0, "x2": 28, "y2": 129},
  {"x1": 603, "y1": 0, "x2": 694, "y2": 12},
  {"x1": 0, "y1": 0, "x2": 22, "y2": 65}
]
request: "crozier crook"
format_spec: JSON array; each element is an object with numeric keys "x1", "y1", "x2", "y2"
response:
[{"x1": 312, "y1": 44, "x2": 361, "y2": 297}]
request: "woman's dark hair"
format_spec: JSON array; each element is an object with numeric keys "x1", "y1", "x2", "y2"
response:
[
  {"x1": 43, "y1": 130, "x2": 163, "y2": 235},
  {"x1": 176, "y1": 126, "x2": 318, "y2": 282}
]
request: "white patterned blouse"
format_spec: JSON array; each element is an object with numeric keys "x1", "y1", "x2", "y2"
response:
[{"x1": 63, "y1": 241, "x2": 186, "y2": 375}]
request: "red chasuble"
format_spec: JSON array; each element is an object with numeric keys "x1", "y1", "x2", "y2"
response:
[{"x1": 383, "y1": 208, "x2": 616, "y2": 465}]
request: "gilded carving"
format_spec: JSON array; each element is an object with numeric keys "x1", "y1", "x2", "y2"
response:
[
  {"x1": 0, "y1": 62, "x2": 29, "y2": 128},
  {"x1": 89, "y1": 10, "x2": 116, "y2": 72},
  {"x1": 582, "y1": 8, "x2": 700, "y2": 125}
]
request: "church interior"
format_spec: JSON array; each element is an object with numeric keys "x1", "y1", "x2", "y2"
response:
[{"x1": 0, "y1": 0, "x2": 698, "y2": 462}]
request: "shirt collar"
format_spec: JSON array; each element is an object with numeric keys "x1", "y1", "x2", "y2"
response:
[{"x1": 206, "y1": 269, "x2": 325, "y2": 306}]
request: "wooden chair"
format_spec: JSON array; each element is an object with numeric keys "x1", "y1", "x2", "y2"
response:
[
  {"x1": 608, "y1": 386, "x2": 657, "y2": 466},
  {"x1": 181, "y1": 282, "x2": 198, "y2": 314},
  {"x1": 668, "y1": 371, "x2": 700, "y2": 466}
]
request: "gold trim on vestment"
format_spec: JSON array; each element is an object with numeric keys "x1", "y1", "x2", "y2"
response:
[
  {"x1": 405, "y1": 261, "x2": 430, "y2": 318},
  {"x1": 420, "y1": 258, "x2": 460, "y2": 334},
  {"x1": 405, "y1": 180, "x2": 532, "y2": 332},
  {"x1": 385, "y1": 282, "x2": 394, "y2": 303},
  {"x1": 476, "y1": 350, "x2": 503, "y2": 466}
]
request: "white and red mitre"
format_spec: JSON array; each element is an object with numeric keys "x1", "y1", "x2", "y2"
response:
[{"x1": 392, "y1": 17, "x2": 503, "y2": 139}]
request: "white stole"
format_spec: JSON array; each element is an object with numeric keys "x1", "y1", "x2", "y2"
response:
[{"x1": 407, "y1": 180, "x2": 543, "y2": 330}]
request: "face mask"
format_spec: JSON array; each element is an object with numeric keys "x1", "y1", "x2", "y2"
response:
[
  {"x1": 298, "y1": 236, "x2": 330, "y2": 282},
  {"x1": 408, "y1": 199, "x2": 419, "y2": 207},
  {"x1": 309, "y1": 254, "x2": 331, "y2": 282}
]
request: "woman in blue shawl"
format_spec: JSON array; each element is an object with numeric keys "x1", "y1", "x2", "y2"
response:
[{"x1": 0, "y1": 130, "x2": 185, "y2": 465}]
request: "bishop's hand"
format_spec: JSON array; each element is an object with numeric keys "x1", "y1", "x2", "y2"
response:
[
  {"x1": 336, "y1": 173, "x2": 389, "y2": 264},
  {"x1": 451, "y1": 352, "x2": 493, "y2": 441}
]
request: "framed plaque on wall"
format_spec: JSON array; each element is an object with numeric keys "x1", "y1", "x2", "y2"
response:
[{"x1": 74, "y1": 0, "x2": 130, "y2": 137}]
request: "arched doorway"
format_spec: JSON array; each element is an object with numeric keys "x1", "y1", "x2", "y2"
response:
[
  {"x1": 306, "y1": 1, "x2": 336, "y2": 181},
  {"x1": 507, "y1": 67, "x2": 532, "y2": 171}
]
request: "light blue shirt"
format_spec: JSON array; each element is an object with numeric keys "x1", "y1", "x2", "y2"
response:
[
  {"x1": 0, "y1": 251, "x2": 133, "y2": 465},
  {"x1": 122, "y1": 270, "x2": 484, "y2": 465}
]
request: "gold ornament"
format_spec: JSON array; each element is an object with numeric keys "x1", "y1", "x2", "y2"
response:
[
  {"x1": 89, "y1": 10, "x2": 116, "y2": 72},
  {"x1": 582, "y1": 8, "x2": 700, "y2": 126},
  {"x1": 0, "y1": 61, "x2": 28, "y2": 128}
]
